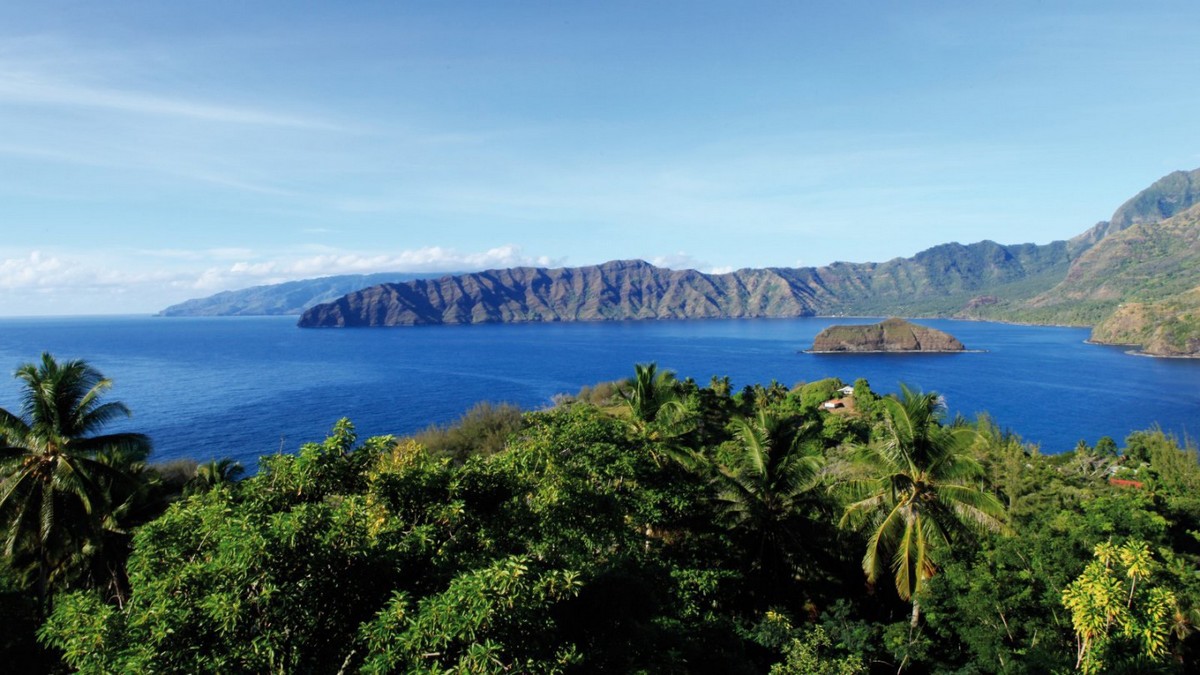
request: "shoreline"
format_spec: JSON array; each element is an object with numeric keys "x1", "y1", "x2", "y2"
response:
[
  {"x1": 43, "y1": 312, "x2": 1199, "y2": 360},
  {"x1": 802, "y1": 349, "x2": 987, "y2": 355},
  {"x1": 1084, "y1": 339, "x2": 1200, "y2": 359},
  {"x1": 1122, "y1": 349, "x2": 1200, "y2": 360}
]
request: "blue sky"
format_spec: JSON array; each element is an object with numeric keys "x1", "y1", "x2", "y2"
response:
[{"x1": 2, "y1": 1, "x2": 1198, "y2": 315}]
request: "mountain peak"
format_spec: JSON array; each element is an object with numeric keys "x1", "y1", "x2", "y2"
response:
[
  {"x1": 596, "y1": 259, "x2": 661, "y2": 272},
  {"x1": 1071, "y1": 167, "x2": 1200, "y2": 251},
  {"x1": 1109, "y1": 168, "x2": 1200, "y2": 231}
]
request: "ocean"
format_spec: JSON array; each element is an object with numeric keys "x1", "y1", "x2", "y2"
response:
[{"x1": 0, "y1": 315, "x2": 1196, "y2": 469}]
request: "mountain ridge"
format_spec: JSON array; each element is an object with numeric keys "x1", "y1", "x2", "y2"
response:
[
  {"x1": 298, "y1": 238, "x2": 1074, "y2": 329},
  {"x1": 160, "y1": 167, "x2": 1200, "y2": 356},
  {"x1": 957, "y1": 170, "x2": 1200, "y2": 354},
  {"x1": 1069, "y1": 169, "x2": 1200, "y2": 252}
]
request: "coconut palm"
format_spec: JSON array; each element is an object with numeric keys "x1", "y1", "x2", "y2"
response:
[
  {"x1": 621, "y1": 363, "x2": 700, "y2": 469},
  {"x1": 0, "y1": 353, "x2": 150, "y2": 607},
  {"x1": 622, "y1": 362, "x2": 681, "y2": 424},
  {"x1": 189, "y1": 457, "x2": 245, "y2": 494},
  {"x1": 839, "y1": 384, "x2": 1008, "y2": 627},
  {"x1": 713, "y1": 409, "x2": 825, "y2": 594}
]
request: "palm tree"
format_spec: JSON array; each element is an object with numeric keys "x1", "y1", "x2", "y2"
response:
[
  {"x1": 839, "y1": 384, "x2": 1008, "y2": 628},
  {"x1": 713, "y1": 409, "x2": 825, "y2": 596},
  {"x1": 621, "y1": 363, "x2": 698, "y2": 469},
  {"x1": 0, "y1": 353, "x2": 150, "y2": 607},
  {"x1": 623, "y1": 362, "x2": 680, "y2": 423},
  {"x1": 189, "y1": 457, "x2": 245, "y2": 494}
]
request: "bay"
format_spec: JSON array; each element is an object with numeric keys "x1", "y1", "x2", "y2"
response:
[{"x1": 0, "y1": 315, "x2": 1196, "y2": 470}]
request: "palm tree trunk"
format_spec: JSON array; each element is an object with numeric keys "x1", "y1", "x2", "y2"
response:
[
  {"x1": 37, "y1": 542, "x2": 50, "y2": 616},
  {"x1": 895, "y1": 600, "x2": 921, "y2": 674}
]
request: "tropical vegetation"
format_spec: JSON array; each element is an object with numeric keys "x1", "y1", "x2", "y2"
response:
[{"x1": 3, "y1": 355, "x2": 1200, "y2": 673}]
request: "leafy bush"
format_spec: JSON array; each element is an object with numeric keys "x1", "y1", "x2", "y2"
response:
[{"x1": 412, "y1": 402, "x2": 525, "y2": 461}]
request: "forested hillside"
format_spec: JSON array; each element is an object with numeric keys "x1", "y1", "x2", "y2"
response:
[
  {"x1": 963, "y1": 169, "x2": 1200, "y2": 354},
  {"x1": 5, "y1": 357, "x2": 1199, "y2": 673}
]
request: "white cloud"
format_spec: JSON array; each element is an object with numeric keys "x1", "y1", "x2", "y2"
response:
[
  {"x1": 0, "y1": 245, "x2": 566, "y2": 315},
  {"x1": 0, "y1": 250, "x2": 174, "y2": 291},
  {"x1": 195, "y1": 245, "x2": 564, "y2": 291},
  {"x1": 649, "y1": 252, "x2": 703, "y2": 271},
  {"x1": 0, "y1": 249, "x2": 185, "y2": 316},
  {"x1": 0, "y1": 250, "x2": 64, "y2": 288},
  {"x1": 136, "y1": 247, "x2": 258, "y2": 261},
  {"x1": 648, "y1": 252, "x2": 734, "y2": 275},
  {"x1": 210, "y1": 245, "x2": 561, "y2": 286}
]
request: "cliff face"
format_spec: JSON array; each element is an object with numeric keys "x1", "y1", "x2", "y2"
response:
[
  {"x1": 299, "y1": 260, "x2": 823, "y2": 327},
  {"x1": 298, "y1": 239, "x2": 1072, "y2": 328},
  {"x1": 810, "y1": 318, "x2": 965, "y2": 353}
]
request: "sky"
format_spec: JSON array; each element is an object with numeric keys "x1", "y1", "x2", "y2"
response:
[{"x1": 1, "y1": 1, "x2": 1199, "y2": 315}]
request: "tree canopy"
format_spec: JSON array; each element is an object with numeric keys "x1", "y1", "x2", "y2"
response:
[{"x1": 3, "y1": 358, "x2": 1199, "y2": 673}]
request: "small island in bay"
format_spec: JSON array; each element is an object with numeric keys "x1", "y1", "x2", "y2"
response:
[{"x1": 809, "y1": 318, "x2": 967, "y2": 353}]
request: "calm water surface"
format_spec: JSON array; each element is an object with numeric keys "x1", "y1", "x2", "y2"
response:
[{"x1": 0, "y1": 316, "x2": 1196, "y2": 469}]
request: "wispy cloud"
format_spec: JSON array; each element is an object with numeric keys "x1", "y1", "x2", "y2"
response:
[
  {"x1": 135, "y1": 248, "x2": 258, "y2": 261},
  {"x1": 0, "y1": 37, "x2": 352, "y2": 202},
  {"x1": 0, "y1": 69, "x2": 340, "y2": 130}
]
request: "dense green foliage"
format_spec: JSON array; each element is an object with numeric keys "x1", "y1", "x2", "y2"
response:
[
  {"x1": 4, "y1": 356, "x2": 1200, "y2": 673},
  {"x1": 411, "y1": 401, "x2": 525, "y2": 461}
]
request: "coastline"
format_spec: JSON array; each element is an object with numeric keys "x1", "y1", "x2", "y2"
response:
[
  {"x1": 1084, "y1": 339, "x2": 1200, "y2": 359},
  {"x1": 1122, "y1": 349, "x2": 1200, "y2": 360},
  {"x1": 802, "y1": 349, "x2": 986, "y2": 355},
  {"x1": 151, "y1": 310, "x2": 1199, "y2": 360}
]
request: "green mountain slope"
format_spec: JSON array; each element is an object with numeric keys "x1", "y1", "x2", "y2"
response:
[
  {"x1": 962, "y1": 170, "x2": 1200, "y2": 354},
  {"x1": 822, "y1": 240, "x2": 1072, "y2": 316},
  {"x1": 1070, "y1": 168, "x2": 1200, "y2": 252},
  {"x1": 1066, "y1": 204, "x2": 1200, "y2": 355},
  {"x1": 298, "y1": 260, "x2": 823, "y2": 326}
]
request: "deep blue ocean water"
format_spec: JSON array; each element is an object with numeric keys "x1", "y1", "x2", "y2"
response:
[{"x1": 0, "y1": 315, "x2": 1197, "y2": 469}]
